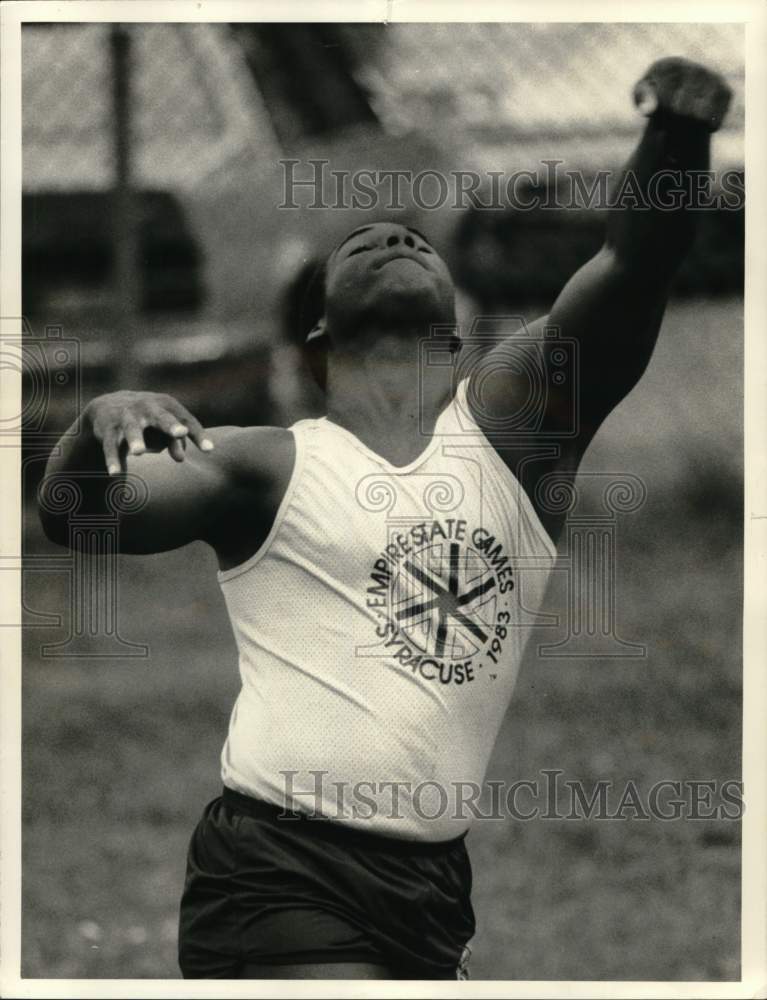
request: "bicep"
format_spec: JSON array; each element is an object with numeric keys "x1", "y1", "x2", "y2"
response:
[
  {"x1": 465, "y1": 249, "x2": 669, "y2": 542},
  {"x1": 547, "y1": 246, "x2": 669, "y2": 432},
  {"x1": 475, "y1": 246, "x2": 669, "y2": 449},
  {"x1": 119, "y1": 424, "x2": 295, "y2": 558},
  {"x1": 115, "y1": 446, "x2": 230, "y2": 554}
]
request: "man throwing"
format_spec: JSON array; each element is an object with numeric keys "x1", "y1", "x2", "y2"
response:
[{"x1": 40, "y1": 58, "x2": 732, "y2": 980}]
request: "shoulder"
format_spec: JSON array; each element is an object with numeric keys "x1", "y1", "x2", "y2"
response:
[
  {"x1": 462, "y1": 313, "x2": 583, "y2": 546},
  {"x1": 464, "y1": 313, "x2": 553, "y2": 435},
  {"x1": 204, "y1": 425, "x2": 295, "y2": 490},
  {"x1": 201, "y1": 426, "x2": 297, "y2": 563}
]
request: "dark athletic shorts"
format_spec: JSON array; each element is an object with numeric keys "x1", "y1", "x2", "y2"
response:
[{"x1": 178, "y1": 788, "x2": 475, "y2": 979}]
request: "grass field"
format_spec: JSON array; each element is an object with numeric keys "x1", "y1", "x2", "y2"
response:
[{"x1": 21, "y1": 297, "x2": 742, "y2": 980}]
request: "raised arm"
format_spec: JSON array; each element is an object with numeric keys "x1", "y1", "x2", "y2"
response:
[
  {"x1": 471, "y1": 58, "x2": 733, "y2": 539},
  {"x1": 39, "y1": 390, "x2": 294, "y2": 565}
]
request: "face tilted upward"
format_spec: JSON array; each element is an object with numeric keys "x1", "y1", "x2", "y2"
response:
[{"x1": 322, "y1": 221, "x2": 456, "y2": 344}]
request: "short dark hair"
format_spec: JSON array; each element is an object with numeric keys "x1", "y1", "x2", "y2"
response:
[
  {"x1": 299, "y1": 259, "x2": 328, "y2": 342},
  {"x1": 280, "y1": 256, "x2": 329, "y2": 391},
  {"x1": 281, "y1": 257, "x2": 327, "y2": 348},
  {"x1": 283, "y1": 223, "x2": 444, "y2": 392}
]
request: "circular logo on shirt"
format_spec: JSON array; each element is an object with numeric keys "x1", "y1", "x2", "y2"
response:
[{"x1": 366, "y1": 519, "x2": 515, "y2": 685}]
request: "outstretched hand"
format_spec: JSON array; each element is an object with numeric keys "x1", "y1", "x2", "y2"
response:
[{"x1": 86, "y1": 390, "x2": 214, "y2": 475}]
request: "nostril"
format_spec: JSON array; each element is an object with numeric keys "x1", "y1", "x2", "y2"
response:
[
  {"x1": 404, "y1": 235, "x2": 415, "y2": 248},
  {"x1": 386, "y1": 235, "x2": 399, "y2": 247}
]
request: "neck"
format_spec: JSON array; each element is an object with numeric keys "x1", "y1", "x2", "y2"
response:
[{"x1": 325, "y1": 329, "x2": 454, "y2": 466}]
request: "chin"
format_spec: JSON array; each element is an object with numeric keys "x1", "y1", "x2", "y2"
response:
[
  {"x1": 371, "y1": 274, "x2": 452, "y2": 323},
  {"x1": 379, "y1": 295, "x2": 450, "y2": 329},
  {"x1": 327, "y1": 271, "x2": 455, "y2": 339}
]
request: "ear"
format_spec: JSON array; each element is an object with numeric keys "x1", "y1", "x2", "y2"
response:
[
  {"x1": 304, "y1": 315, "x2": 329, "y2": 393},
  {"x1": 306, "y1": 316, "x2": 327, "y2": 344}
]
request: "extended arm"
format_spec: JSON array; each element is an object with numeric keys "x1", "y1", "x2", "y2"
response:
[
  {"x1": 545, "y1": 104, "x2": 713, "y2": 427},
  {"x1": 40, "y1": 391, "x2": 293, "y2": 562},
  {"x1": 472, "y1": 58, "x2": 732, "y2": 539}
]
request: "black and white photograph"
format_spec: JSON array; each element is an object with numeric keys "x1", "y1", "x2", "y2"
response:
[{"x1": 1, "y1": 2, "x2": 765, "y2": 995}]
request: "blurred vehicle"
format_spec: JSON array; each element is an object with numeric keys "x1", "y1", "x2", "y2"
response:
[
  {"x1": 21, "y1": 22, "x2": 744, "y2": 440},
  {"x1": 21, "y1": 23, "x2": 458, "y2": 438}
]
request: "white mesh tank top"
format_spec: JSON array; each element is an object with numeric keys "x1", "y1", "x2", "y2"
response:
[{"x1": 218, "y1": 379, "x2": 556, "y2": 840}]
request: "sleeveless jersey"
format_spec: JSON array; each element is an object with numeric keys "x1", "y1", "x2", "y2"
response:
[{"x1": 218, "y1": 380, "x2": 556, "y2": 841}]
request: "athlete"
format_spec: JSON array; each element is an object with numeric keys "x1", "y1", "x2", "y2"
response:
[{"x1": 40, "y1": 59, "x2": 732, "y2": 980}]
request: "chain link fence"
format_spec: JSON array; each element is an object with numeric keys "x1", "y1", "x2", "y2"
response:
[
  {"x1": 23, "y1": 22, "x2": 744, "y2": 191},
  {"x1": 18, "y1": 23, "x2": 746, "y2": 980},
  {"x1": 23, "y1": 22, "x2": 277, "y2": 192},
  {"x1": 350, "y1": 23, "x2": 743, "y2": 167},
  {"x1": 21, "y1": 21, "x2": 744, "y2": 428}
]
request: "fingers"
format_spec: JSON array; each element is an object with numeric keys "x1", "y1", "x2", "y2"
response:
[
  {"x1": 633, "y1": 79, "x2": 658, "y2": 118},
  {"x1": 98, "y1": 424, "x2": 123, "y2": 477},
  {"x1": 89, "y1": 392, "x2": 212, "y2": 475},
  {"x1": 634, "y1": 58, "x2": 732, "y2": 132},
  {"x1": 669, "y1": 66, "x2": 731, "y2": 130},
  {"x1": 122, "y1": 418, "x2": 146, "y2": 457},
  {"x1": 162, "y1": 398, "x2": 214, "y2": 452},
  {"x1": 150, "y1": 407, "x2": 194, "y2": 441},
  {"x1": 129, "y1": 396, "x2": 211, "y2": 463},
  {"x1": 167, "y1": 437, "x2": 186, "y2": 463}
]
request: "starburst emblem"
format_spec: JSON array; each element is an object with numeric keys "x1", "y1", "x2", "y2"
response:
[{"x1": 391, "y1": 541, "x2": 497, "y2": 657}]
